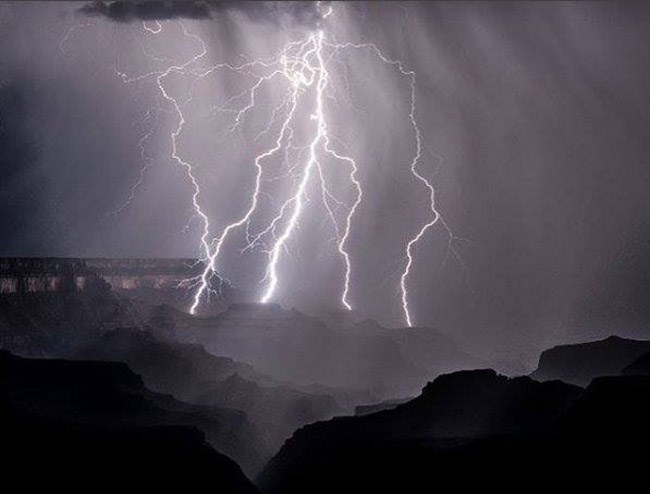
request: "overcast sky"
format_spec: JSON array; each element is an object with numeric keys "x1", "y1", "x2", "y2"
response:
[{"x1": 1, "y1": 1, "x2": 648, "y2": 358}]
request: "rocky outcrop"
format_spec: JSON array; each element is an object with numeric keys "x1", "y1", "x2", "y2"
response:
[
  {"x1": 77, "y1": 327, "x2": 266, "y2": 399},
  {"x1": 76, "y1": 327, "x2": 341, "y2": 472},
  {"x1": 196, "y1": 373, "x2": 339, "y2": 449},
  {"x1": 354, "y1": 397, "x2": 411, "y2": 416},
  {"x1": 0, "y1": 257, "x2": 232, "y2": 315},
  {"x1": 0, "y1": 350, "x2": 259, "y2": 491},
  {"x1": 0, "y1": 280, "x2": 138, "y2": 356},
  {"x1": 622, "y1": 351, "x2": 650, "y2": 376},
  {"x1": 258, "y1": 369, "x2": 650, "y2": 494},
  {"x1": 531, "y1": 335, "x2": 650, "y2": 385}
]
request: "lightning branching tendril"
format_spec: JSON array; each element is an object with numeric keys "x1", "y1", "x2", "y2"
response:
[{"x1": 100, "y1": 3, "x2": 459, "y2": 326}]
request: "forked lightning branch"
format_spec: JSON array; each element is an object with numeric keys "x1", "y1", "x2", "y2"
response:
[{"x1": 114, "y1": 4, "x2": 450, "y2": 327}]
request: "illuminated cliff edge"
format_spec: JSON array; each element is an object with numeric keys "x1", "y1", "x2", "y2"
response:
[{"x1": 0, "y1": 257, "x2": 204, "y2": 294}]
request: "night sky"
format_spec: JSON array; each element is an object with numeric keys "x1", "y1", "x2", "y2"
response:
[{"x1": 1, "y1": 1, "x2": 648, "y2": 358}]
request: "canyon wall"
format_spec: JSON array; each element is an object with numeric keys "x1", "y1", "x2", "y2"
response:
[{"x1": 0, "y1": 257, "x2": 202, "y2": 294}]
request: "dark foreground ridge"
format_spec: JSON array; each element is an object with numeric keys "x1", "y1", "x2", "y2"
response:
[
  {"x1": 0, "y1": 350, "x2": 259, "y2": 492},
  {"x1": 259, "y1": 369, "x2": 650, "y2": 493},
  {"x1": 623, "y1": 351, "x2": 650, "y2": 375}
]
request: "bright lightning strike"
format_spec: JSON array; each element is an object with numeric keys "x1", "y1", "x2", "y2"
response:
[
  {"x1": 260, "y1": 31, "x2": 328, "y2": 304},
  {"x1": 100, "y1": 3, "x2": 458, "y2": 326}
]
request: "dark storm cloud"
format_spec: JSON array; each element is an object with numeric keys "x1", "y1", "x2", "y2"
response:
[
  {"x1": 78, "y1": 1, "x2": 212, "y2": 22},
  {"x1": 78, "y1": 1, "x2": 323, "y2": 26}
]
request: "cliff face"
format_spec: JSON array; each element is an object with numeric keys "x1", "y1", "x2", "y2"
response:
[
  {"x1": 0, "y1": 257, "x2": 234, "y2": 348},
  {"x1": 76, "y1": 328, "x2": 342, "y2": 474},
  {"x1": 258, "y1": 370, "x2": 650, "y2": 494},
  {"x1": 0, "y1": 279, "x2": 138, "y2": 356},
  {"x1": 0, "y1": 350, "x2": 259, "y2": 491},
  {"x1": 0, "y1": 257, "x2": 227, "y2": 313},
  {"x1": 77, "y1": 327, "x2": 266, "y2": 399},
  {"x1": 0, "y1": 257, "x2": 204, "y2": 292},
  {"x1": 622, "y1": 352, "x2": 650, "y2": 376},
  {"x1": 195, "y1": 373, "x2": 340, "y2": 451},
  {"x1": 531, "y1": 335, "x2": 650, "y2": 385}
]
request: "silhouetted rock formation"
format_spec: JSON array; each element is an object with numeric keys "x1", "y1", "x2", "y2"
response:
[
  {"x1": 78, "y1": 327, "x2": 266, "y2": 399},
  {"x1": 0, "y1": 350, "x2": 261, "y2": 487},
  {"x1": 195, "y1": 373, "x2": 339, "y2": 448},
  {"x1": 0, "y1": 280, "x2": 138, "y2": 356},
  {"x1": 562, "y1": 375, "x2": 650, "y2": 434},
  {"x1": 259, "y1": 369, "x2": 650, "y2": 494},
  {"x1": 531, "y1": 335, "x2": 650, "y2": 385},
  {"x1": 171, "y1": 303, "x2": 482, "y2": 399},
  {"x1": 77, "y1": 327, "x2": 341, "y2": 471},
  {"x1": 354, "y1": 397, "x2": 412, "y2": 416},
  {"x1": 622, "y1": 351, "x2": 650, "y2": 376}
]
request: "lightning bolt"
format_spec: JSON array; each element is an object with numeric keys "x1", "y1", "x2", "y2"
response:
[
  {"x1": 116, "y1": 22, "x2": 222, "y2": 301},
  {"x1": 322, "y1": 39, "x2": 446, "y2": 327},
  {"x1": 105, "y1": 107, "x2": 160, "y2": 217},
  {"x1": 92, "y1": 3, "x2": 459, "y2": 326},
  {"x1": 260, "y1": 31, "x2": 328, "y2": 304},
  {"x1": 142, "y1": 20, "x2": 162, "y2": 34}
]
